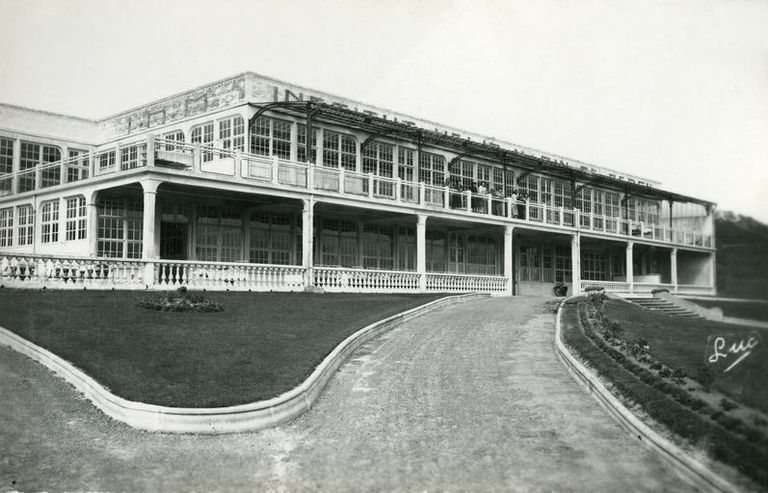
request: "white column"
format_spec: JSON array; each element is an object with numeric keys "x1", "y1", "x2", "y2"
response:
[
  {"x1": 302, "y1": 199, "x2": 314, "y2": 288},
  {"x1": 571, "y1": 233, "x2": 581, "y2": 295},
  {"x1": 626, "y1": 241, "x2": 634, "y2": 294},
  {"x1": 670, "y1": 247, "x2": 678, "y2": 293},
  {"x1": 146, "y1": 135, "x2": 155, "y2": 168},
  {"x1": 708, "y1": 251, "x2": 716, "y2": 293},
  {"x1": 504, "y1": 225, "x2": 514, "y2": 295},
  {"x1": 87, "y1": 190, "x2": 99, "y2": 256},
  {"x1": 141, "y1": 179, "x2": 162, "y2": 286},
  {"x1": 11, "y1": 138, "x2": 20, "y2": 195},
  {"x1": 416, "y1": 214, "x2": 427, "y2": 292}
]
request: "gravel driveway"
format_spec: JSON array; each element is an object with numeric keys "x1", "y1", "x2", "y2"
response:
[{"x1": 0, "y1": 296, "x2": 695, "y2": 491}]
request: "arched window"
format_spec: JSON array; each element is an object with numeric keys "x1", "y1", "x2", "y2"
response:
[
  {"x1": 191, "y1": 122, "x2": 214, "y2": 162},
  {"x1": 20, "y1": 142, "x2": 61, "y2": 191},
  {"x1": 250, "y1": 116, "x2": 290, "y2": 159},
  {"x1": 418, "y1": 152, "x2": 445, "y2": 186},
  {"x1": 220, "y1": 116, "x2": 245, "y2": 152}
]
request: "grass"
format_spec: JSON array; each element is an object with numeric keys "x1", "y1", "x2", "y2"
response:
[
  {"x1": 560, "y1": 298, "x2": 768, "y2": 488},
  {"x1": 687, "y1": 298, "x2": 768, "y2": 323},
  {"x1": 600, "y1": 298, "x2": 768, "y2": 413},
  {"x1": 0, "y1": 289, "x2": 444, "y2": 407}
]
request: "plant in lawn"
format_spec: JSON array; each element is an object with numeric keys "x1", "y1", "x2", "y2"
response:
[
  {"x1": 553, "y1": 281, "x2": 568, "y2": 297},
  {"x1": 137, "y1": 286, "x2": 224, "y2": 313}
]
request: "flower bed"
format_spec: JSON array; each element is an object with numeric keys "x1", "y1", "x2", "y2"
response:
[{"x1": 561, "y1": 293, "x2": 768, "y2": 488}]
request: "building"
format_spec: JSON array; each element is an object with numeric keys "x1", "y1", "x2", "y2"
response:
[{"x1": 0, "y1": 72, "x2": 716, "y2": 296}]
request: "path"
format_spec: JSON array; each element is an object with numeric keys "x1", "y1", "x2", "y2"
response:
[{"x1": 0, "y1": 297, "x2": 695, "y2": 491}]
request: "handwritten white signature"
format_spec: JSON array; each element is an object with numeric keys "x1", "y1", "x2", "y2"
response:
[{"x1": 708, "y1": 336, "x2": 759, "y2": 373}]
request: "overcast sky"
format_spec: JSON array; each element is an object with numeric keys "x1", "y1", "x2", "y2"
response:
[{"x1": 1, "y1": 0, "x2": 766, "y2": 222}]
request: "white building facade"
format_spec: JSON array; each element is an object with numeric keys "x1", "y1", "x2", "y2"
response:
[{"x1": 0, "y1": 72, "x2": 716, "y2": 296}]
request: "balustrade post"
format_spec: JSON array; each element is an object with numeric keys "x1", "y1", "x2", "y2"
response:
[
  {"x1": 271, "y1": 155, "x2": 278, "y2": 184},
  {"x1": 589, "y1": 212, "x2": 594, "y2": 230},
  {"x1": 504, "y1": 225, "x2": 514, "y2": 296},
  {"x1": 571, "y1": 233, "x2": 581, "y2": 295},
  {"x1": 443, "y1": 186, "x2": 450, "y2": 208},
  {"x1": 115, "y1": 144, "x2": 122, "y2": 171},
  {"x1": 302, "y1": 199, "x2": 314, "y2": 289},
  {"x1": 670, "y1": 247, "x2": 678, "y2": 294},
  {"x1": 307, "y1": 162, "x2": 315, "y2": 190},
  {"x1": 235, "y1": 151, "x2": 244, "y2": 179},
  {"x1": 506, "y1": 197, "x2": 513, "y2": 218},
  {"x1": 368, "y1": 173, "x2": 374, "y2": 198},
  {"x1": 626, "y1": 241, "x2": 634, "y2": 294},
  {"x1": 419, "y1": 182, "x2": 426, "y2": 205},
  {"x1": 525, "y1": 200, "x2": 530, "y2": 221},
  {"x1": 573, "y1": 208, "x2": 580, "y2": 229},
  {"x1": 486, "y1": 194, "x2": 492, "y2": 216},
  {"x1": 416, "y1": 215, "x2": 427, "y2": 292},
  {"x1": 465, "y1": 190, "x2": 472, "y2": 212},
  {"x1": 146, "y1": 135, "x2": 155, "y2": 168},
  {"x1": 338, "y1": 168, "x2": 346, "y2": 193},
  {"x1": 193, "y1": 143, "x2": 202, "y2": 173},
  {"x1": 395, "y1": 178, "x2": 402, "y2": 201},
  {"x1": 559, "y1": 206, "x2": 564, "y2": 226}
]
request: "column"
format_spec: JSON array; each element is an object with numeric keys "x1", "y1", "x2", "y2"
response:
[
  {"x1": 87, "y1": 190, "x2": 99, "y2": 256},
  {"x1": 504, "y1": 225, "x2": 514, "y2": 296},
  {"x1": 416, "y1": 214, "x2": 427, "y2": 292},
  {"x1": 708, "y1": 252, "x2": 716, "y2": 294},
  {"x1": 571, "y1": 233, "x2": 581, "y2": 295},
  {"x1": 141, "y1": 179, "x2": 162, "y2": 286},
  {"x1": 670, "y1": 247, "x2": 678, "y2": 293},
  {"x1": 626, "y1": 241, "x2": 634, "y2": 294},
  {"x1": 302, "y1": 199, "x2": 314, "y2": 288}
]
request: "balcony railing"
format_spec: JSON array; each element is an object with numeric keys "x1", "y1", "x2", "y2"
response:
[{"x1": 0, "y1": 135, "x2": 713, "y2": 249}]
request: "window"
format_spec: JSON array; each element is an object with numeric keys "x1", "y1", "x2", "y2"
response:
[
  {"x1": 362, "y1": 141, "x2": 394, "y2": 196},
  {"x1": 220, "y1": 115, "x2": 246, "y2": 152},
  {"x1": 195, "y1": 205, "x2": 242, "y2": 262},
  {"x1": 554, "y1": 245, "x2": 572, "y2": 282},
  {"x1": 41, "y1": 200, "x2": 59, "y2": 243},
  {"x1": 250, "y1": 116, "x2": 290, "y2": 159},
  {"x1": 163, "y1": 130, "x2": 185, "y2": 150},
  {"x1": 67, "y1": 149, "x2": 90, "y2": 183},
  {"x1": 120, "y1": 143, "x2": 147, "y2": 170},
  {"x1": 17, "y1": 204, "x2": 34, "y2": 245},
  {"x1": 518, "y1": 245, "x2": 540, "y2": 282},
  {"x1": 449, "y1": 159, "x2": 474, "y2": 189},
  {"x1": 297, "y1": 124, "x2": 317, "y2": 162},
  {"x1": 97, "y1": 150, "x2": 116, "y2": 171},
  {"x1": 398, "y1": 147, "x2": 416, "y2": 201},
  {"x1": 582, "y1": 252, "x2": 606, "y2": 280},
  {"x1": 477, "y1": 164, "x2": 491, "y2": 190},
  {"x1": 249, "y1": 212, "x2": 295, "y2": 265},
  {"x1": 418, "y1": 151, "x2": 445, "y2": 186},
  {"x1": 20, "y1": 142, "x2": 61, "y2": 192},
  {"x1": 319, "y1": 219, "x2": 357, "y2": 267},
  {"x1": 66, "y1": 196, "x2": 87, "y2": 240},
  {"x1": 0, "y1": 138, "x2": 12, "y2": 196},
  {"x1": 322, "y1": 130, "x2": 356, "y2": 171},
  {"x1": 191, "y1": 122, "x2": 214, "y2": 162},
  {"x1": 0, "y1": 208, "x2": 12, "y2": 247},
  {"x1": 97, "y1": 196, "x2": 142, "y2": 258},
  {"x1": 425, "y1": 230, "x2": 446, "y2": 272},
  {"x1": 362, "y1": 224, "x2": 394, "y2": 270}
]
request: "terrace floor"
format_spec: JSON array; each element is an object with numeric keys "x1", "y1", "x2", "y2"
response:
[{"x1": 0, "y1": 297, "x2": 695, "y2": 491}]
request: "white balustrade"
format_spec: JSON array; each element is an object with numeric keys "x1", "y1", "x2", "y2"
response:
[
  {"x1": 0, "y1": 254, "x2": 145, "y2": 289},
  {"x1": 154, "y1": 260, "x2": 305, "y2": 292},
  {"x1": 580, "y1": 280, "x2": 631, "y2": 293},
  {"x1": 633, "y1": 282, "x2": 675, "y2": 294},
  {"x1": 425, "y1": 272, "x2": 508, "y2": 293},
  {"x1": 313, "y1": 267, "x2": 421, "y2": 293}
]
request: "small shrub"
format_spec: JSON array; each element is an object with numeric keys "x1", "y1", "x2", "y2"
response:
[
  {"x1": 651, "y1": 288, "x2": 669, "y2": 294},
  {"x1": 606, "y1": 320, "x2": 624, "y2": 339},
  {"x1": 137, "y1": 288, "x2": 223, "y2": 313},
  {"x1": 696, "y1": 364, "x2": 715, "y2": 389},
  {"x1": 672, "y1": 368, "x2": 686, "y2": 379},
  {"x1": 658, "y1": 367, "x2": 672, "y2": 378},
  {"x1": 650, "y1": 362, "x2": 662, "y2": 370},
  {"x1": 553, "y1": 282, "x2": 568, "y2": 297},
  {"x1": 721, "y1": 398, "x2": 739, "y2": 411},
  {"x1": 584, "y1": 285, "x2": 605, "y2": 293}
]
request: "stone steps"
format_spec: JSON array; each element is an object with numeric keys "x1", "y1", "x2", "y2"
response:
[{"x1": 625, "y1": 297, "x2": 702, "y2": 318}]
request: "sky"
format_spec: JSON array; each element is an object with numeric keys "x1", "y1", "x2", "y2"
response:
[{"x1": 1, "y1": 0, "x2": 767, "y2": 222}]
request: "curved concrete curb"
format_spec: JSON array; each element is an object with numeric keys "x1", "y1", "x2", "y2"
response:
[
  {"x1": 0, "y1": 293, "x2": 485, "y2": 434},
  {"x1": 554, "y1": 298, "x2": 740, "y2": 493}
]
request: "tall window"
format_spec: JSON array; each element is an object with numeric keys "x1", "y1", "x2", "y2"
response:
[
  {"x1": 250, "y1": 117, "x2": 290, "y2": 159},
  {"x1": 398, "y1": 147, "x2": 415, "y2": 181},
  {"x1": 163, "y1": 130, "x2": 185, "y2": 151},
  {"x1": 97, "y1": 150, "x2": 116, "y2": 171},
  {"x1": 220, "y1": 115, "x2": 246, "y2": 152},
  {"x1": 249, "y1": 212, "x2": 294, "y2": 265},
  {"x1": 0, "y1": 208, "x2": 12, "y2": 247},
  {"x1": 554, "y1": 245, "x2": 572, "y2": 282},
  {"x1": 0, "y1": 138, "x2": 12, "y2": 197},
  {"x1": 425, "y1": 230, "x2": 446, "y2": 272},
  {"x1": 195, "y1": 205, "x2": 242, "y2": 262},
  {"x1": 97, "y1": 196, "x2": 142, "y2": 258},
  {"x1": 67, "y1": 149, "x2": 90, "y2": 182},
  {"x1": 66, "y1": 195, "x2": 87, "y2": 240},
  {"x1": 518, "y1": 245, "x2": 540, "y2": 282},
  {"x1": 297, "y1": 124, "x2": 317, "y2": 162},
  {"x1": 418, "y1": 152, "x2": 445, "y2": 186},
  {"x1": 191, "y1": 122, "x2": 214, "y2": 162},
  {"x1": 322, "y1": 130, "x2": 356, "y2": 171},
  {"x1": 41, "y1": 200, "x2": 59, "y2": 243},
  {"x1": 319, "y1": 219, "x2": 357, "y2": 267},
  {"x1": 582, "y1": 252, "x2": 606, "y2": 280},
  {"x1": 362, "y1": 224, "x2": 394, "y2": 270},
  {"x1": 17, "y1": 204, "x2": 34, "y2": 245},
  {"x1": 120, "y1": 143, "x2": 146, "y2": 170},
  {"x1": 449, "y1": 160, "x2": 474, "y2": 189},
  {"x1": 362, "y1": 141, "x2": 394, "y2": 196},
  {"x1": 20, "y1": 142, "x2": 61, "y2": 192}
]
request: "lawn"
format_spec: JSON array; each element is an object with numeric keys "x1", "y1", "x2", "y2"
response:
[
  {"x1": 687, "y1": 298, "x2": 768, "y2": 323},
  {"x1": 601, "y1": 298, "x2": 768, "y2": 412},
  {"x1": 0, "y1": 290, "x2": 444, "y2": 407}
]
